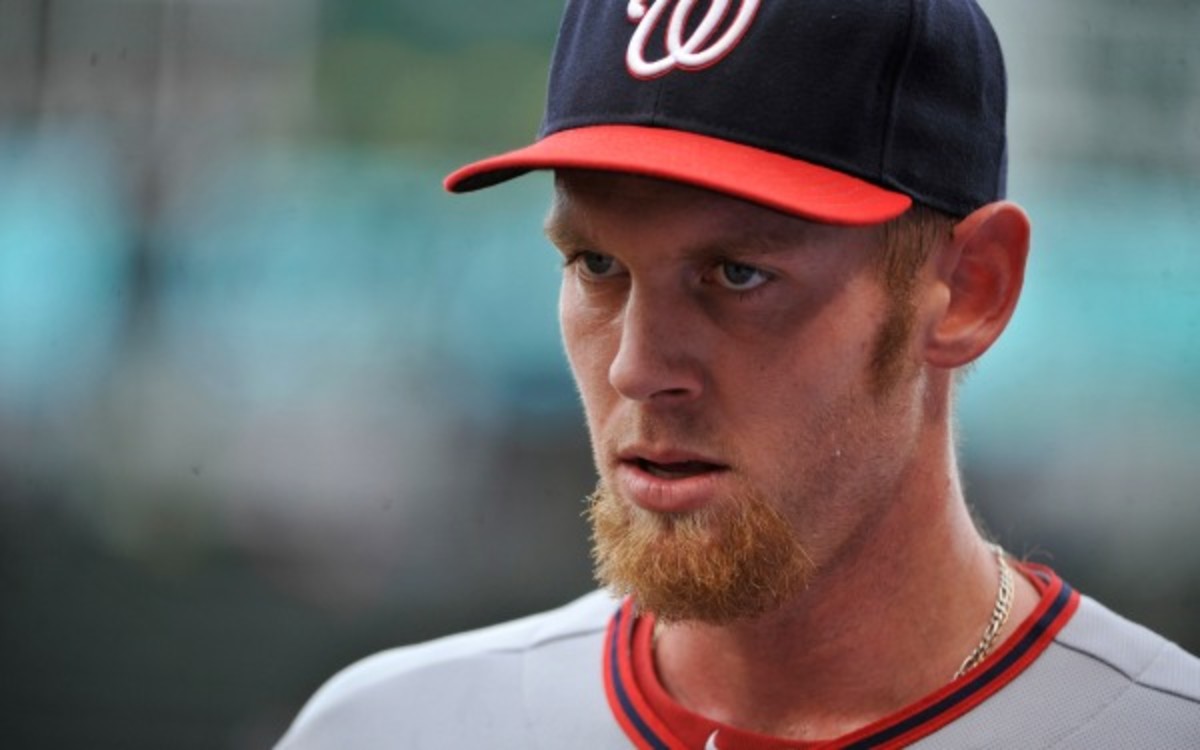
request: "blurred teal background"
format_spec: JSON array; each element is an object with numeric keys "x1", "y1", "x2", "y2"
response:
[{"x1": 0, "y1": 1, "x2": 1196, "y2": 747}]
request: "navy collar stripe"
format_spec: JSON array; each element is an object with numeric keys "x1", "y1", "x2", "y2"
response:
[{"x1": 610, "y1": 606, "x2": 672, "y2": 750}]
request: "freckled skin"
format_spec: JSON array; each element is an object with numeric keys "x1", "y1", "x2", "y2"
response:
[
  {"x1": 546, "y1": 171, "x2": 1040, "y2": 740},
  {"x1": 549, "y1": 170, "x2": 925, "y2": 578}
]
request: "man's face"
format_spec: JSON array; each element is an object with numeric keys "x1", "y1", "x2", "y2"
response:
[{"x1": 548, "y1": 171, "x2": 926, "y2": 624}]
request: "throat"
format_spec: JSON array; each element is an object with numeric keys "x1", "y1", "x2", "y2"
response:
[{"x1": 647, "y1": 543, "x2": 1036, "y2": 743}]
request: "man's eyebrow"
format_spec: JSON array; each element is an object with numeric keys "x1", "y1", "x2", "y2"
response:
[
  {"x1": 543, "y1": 211, "x2": 590, "y2": 254},
  {"x1": 543, "y1": 206, "x2": 817, "y2": 259}
]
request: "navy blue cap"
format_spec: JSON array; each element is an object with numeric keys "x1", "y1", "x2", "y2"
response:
[{"x1": 446, "y1": 0, "x2": 1008, "y2": 225}]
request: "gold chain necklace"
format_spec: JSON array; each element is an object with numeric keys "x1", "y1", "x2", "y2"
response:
[{"x1": 953, "y1": 544, "x2": 1015, "y2": 680}]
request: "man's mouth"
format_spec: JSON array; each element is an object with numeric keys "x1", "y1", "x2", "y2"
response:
[
  {"x1": 634, "y1": 458, "x2": 725, "y2": 480},
  {"x1": 615, "y1": 450, "x2": 730, "y2": 511}
]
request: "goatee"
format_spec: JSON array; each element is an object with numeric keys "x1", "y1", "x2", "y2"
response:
[{"x1": 586, "y1": 480, "x2": 815, "y2": 624}]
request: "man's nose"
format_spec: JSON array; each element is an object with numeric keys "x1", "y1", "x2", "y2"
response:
[{"x1": 607, "y1": 287, "x2": 704, "y2": 403}]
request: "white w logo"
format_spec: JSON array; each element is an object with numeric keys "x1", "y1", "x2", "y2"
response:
[{"x1": 625, "y1": 0, "x2": 762, "y2": 79}]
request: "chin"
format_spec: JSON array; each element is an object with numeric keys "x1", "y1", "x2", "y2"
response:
[{"x1": 587, "y1": 479, "x2": 815, "y2": 624}]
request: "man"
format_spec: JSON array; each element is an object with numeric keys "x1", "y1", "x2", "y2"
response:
[{"x1": 279, "y1": 1, "x2": 1200, "y2": 747}]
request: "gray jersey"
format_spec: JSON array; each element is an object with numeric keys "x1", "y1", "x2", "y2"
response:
[{"x1": 277, "y1": 570, "x2": 1200, "y2": 749}]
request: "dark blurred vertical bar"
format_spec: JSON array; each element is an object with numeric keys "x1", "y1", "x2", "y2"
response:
[{"x1": 0, "y1": 0, "x2": 47, "y2": 125}]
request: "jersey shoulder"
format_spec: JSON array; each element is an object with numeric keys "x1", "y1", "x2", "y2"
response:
[
  {"x1": 1057, "y1": 593, "x2": 1200, "y2": 703},
  {"x1": 1042, "y1": 593, "x2": 1200, "y2": 747},
  {"x1": 931, "y1": 592, "x2": 1200, "y2": 749},
  {"x1": 920, "y1": 592, "x2": 1200, "y2": 749},
  {"x1": 276, "y1": 590, "x2": 622, "y2": 749}
]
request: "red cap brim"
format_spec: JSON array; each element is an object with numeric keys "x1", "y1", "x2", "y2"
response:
[{"x1": 444, "y1": 125, "x2": 911, "y2": 226}]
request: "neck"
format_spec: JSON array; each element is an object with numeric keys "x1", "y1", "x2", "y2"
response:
[{"x1": 651, "y1": 409, "x2": 1038, "y2": 741}]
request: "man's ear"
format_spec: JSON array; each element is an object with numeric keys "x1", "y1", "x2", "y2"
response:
[{"x1": 922, "y1": 202, "x2": 1031, "y2": 368}]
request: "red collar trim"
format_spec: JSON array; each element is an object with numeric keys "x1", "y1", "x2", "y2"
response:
[{"x1": 602, "y1": 563, "x2": 1080, "y2": 750}]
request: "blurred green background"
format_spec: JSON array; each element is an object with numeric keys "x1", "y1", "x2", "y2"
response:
[{"x1": 0, "y1": 0, "x2": 1197, "y2": 747}]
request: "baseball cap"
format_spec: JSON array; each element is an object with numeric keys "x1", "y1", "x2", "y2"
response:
[{"x1": 445, "y1": 0, "x2": 1009, "y2": 226}]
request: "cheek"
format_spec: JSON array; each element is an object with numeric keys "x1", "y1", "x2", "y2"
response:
[
  {"x1": 715, "y1": 297, "x2": 888, "y2": 449},
  {"x1": 723, "y1": 314, "x2": 874, "y2": 409},
  {"x1": 559, "y1": 282, "x2": 617, "y2": 406}
]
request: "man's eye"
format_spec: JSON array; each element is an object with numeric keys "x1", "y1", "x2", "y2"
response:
[
  {"x1": 578, "y1": 252, "x2": 622, "y2": 278},
  {"x1": 714, "y1": 261, "x2": 771, "y2": 291}
]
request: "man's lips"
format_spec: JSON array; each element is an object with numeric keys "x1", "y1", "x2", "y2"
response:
[
  {"x1": 632, "y1": 457, "x2": 724, "y2": 479},
  {"x1": 617, "y1": 448, "x2": 728, "y2": 477},
  {"x1": 614, "y1": 449, "x2": 730, "y2": 512}
]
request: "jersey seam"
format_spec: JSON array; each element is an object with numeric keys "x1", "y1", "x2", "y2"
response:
[
  {"x1": 1054, "y1": 638, "x2": 1200, "y2": 706},
  {"x1": 343, "y1": 622, "x2": 610, "y2": 694},
  {"x1": 519, "y1": 624, "x2": 611, "y2": 653},
  {"x1": 519, "y1": 639, "x2": 545, "y2": 750},
  {"x1": 1040, "y1": 658, "x2": 1138, "y2": 749},
  {"x1": 453, "y1": 615, "x2": 613, "y2": 747},
  {"x1": 398, "y1": 624, "x2": 606, "y2": 661},
  {"x1": 1042, "y1": 637, "x2": 1190, "y2": 748}
]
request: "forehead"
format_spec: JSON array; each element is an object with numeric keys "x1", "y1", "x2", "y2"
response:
[
  {"x1": 547, "y1": 170, "x2": 883, "y2": 256},
  {"x1": 552, "y1": 170, "x2": 801, "y2": 229}
]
